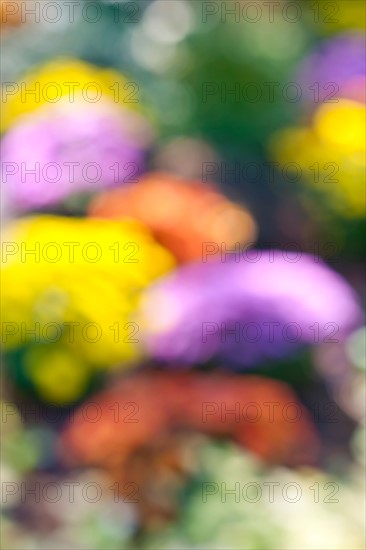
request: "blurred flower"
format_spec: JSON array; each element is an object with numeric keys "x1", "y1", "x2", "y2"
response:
[
  {"x1": 63, "y1": 386, "x2": 316, "y2": 537},
  {"x1": 1, "y1": 216, "x2": 174, "y2": 402},
  {"x1": 297, "y1": 33, "x2": 366, "y2": 105},
  {"x1": 89, "y1": 172, "x2": 257, "y2": 263},
  {"x1": 144, "y1": 441, "x2": 365, "y2": 550},
  {"x1": 1, "y1": 58, "x2": 141, "y2": 132},
  {"x1": 60, "y1": 371, "x2": 318, "y2": 474},
  {"x1": 1, "y1": 98, "x2": 152, "y2": 212},
  {"x1": 138, "y1": 252, "x2": 362, "y2": 365},
  {"x1": 271, "y1": 100, "x2": 366, "y2": 217}
]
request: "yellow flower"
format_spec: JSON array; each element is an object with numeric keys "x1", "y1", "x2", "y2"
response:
[
  {"x1": 1, "y1": 58, "x2": 140, "y2": 132},
  {"x1": 314, "y1": 100, "x2": 365, "y2": 153},
  {"x1": 270, "y1": 100, "x2": 366, "y2": 218},
  {"x1": 1, "y1": 216, "x2": 175, "y2": 372}
]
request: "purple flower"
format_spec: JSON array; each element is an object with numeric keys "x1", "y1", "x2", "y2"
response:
[
  {"x1": 1, "y1": 100, "x2": 152, "y2": 211},
  {"x1": 139, "y1": 252, "x2": 362, "y2": 366},
  {"x1": 297, "y1": 33, "x2": 365, "y2": 105}
]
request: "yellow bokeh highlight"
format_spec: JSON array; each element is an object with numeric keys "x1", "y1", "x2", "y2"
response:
[
  {"x1": 314, "y1": 101, "x2": 365, "y2": 153},
  {"x1": 23, "y1": 346, "x2": 92, "y2": 404},
  {"x1": 271, "y1": 99, "x2": 366, "y2": 218}
]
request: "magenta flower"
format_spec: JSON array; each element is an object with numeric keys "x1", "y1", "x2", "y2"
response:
[
  {"x1": 1, "y1": 100, "x2": 152, "y2": 211},
  {"x1": 139, "y1": 252, "x2": 362, "y2": 366},
  {"x1": 297, "y1": 32, "x2": 365, "y2": 105}
]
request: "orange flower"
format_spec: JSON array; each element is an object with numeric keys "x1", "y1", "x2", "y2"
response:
[
  {"x1": 89, "y1": 173, "x2": 257, "y2": 263},
  {"x1": 60, "y1": 371, "x2": 318, "y2": 472}
]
